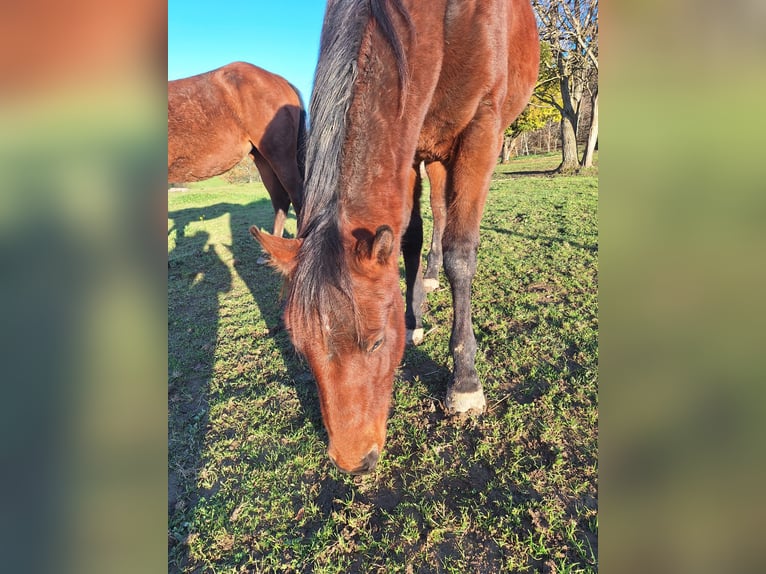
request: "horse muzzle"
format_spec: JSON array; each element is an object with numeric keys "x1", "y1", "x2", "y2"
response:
[{"x1": 329, "y1": 445, "x2": 380, "y2": 475}]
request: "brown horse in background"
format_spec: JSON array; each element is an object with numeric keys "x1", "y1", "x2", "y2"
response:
[
  {"x1": 252, "y1": 0, "x2": 539, "y2": 474},
  {"x1": 168, "y1": 62, "x2": 306, "y2": 238}
]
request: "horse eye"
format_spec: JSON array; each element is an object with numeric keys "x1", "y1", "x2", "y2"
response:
[{"x1": 369, "y1": 338, "x2": 384, "y2": 353}]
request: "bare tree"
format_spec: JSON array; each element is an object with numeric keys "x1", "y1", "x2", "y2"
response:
[
  {"x1": 532, "y1": 0, "x2": 598, "y2": 172},
  {"x1": 582, "y1": 77, "x2": 598, "y2": 168}
]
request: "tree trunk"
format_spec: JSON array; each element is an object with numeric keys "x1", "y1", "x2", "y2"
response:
[
  {"x1": 559, "y1": 112, "x2": 579, "y2": 173},
  {"x1": 546, "y1": 122, "x2": 552, "y2": 153},
  {"x1": 581, "y1": 89, "x2": 598, "y2": 168},
  {"x1": 557, "y1": 56, "x2": 580, "y2": 173},
  {"x1": 501, "y1": 134, "x2": 512, "y2": 163},
  {"x1": 500, "y1": 134, "x2": 519, "y2": 163}
]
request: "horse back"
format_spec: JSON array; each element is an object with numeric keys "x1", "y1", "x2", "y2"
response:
[{"x1": 167, "y1": 62, "x2": 304, "y2": 182}]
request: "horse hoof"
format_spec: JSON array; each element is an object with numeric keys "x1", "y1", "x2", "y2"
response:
[
  {"x1": 406, "y1": 328, "x2": 424, "y2": 346},
  {"x1": 256, "y1": 256, "x2": 268, "y2": 265},
  {"x1": 423, "y1": 278, "x2": 439, "y2": 293},
  {"x1": 445, "y1": 387, "x2": 486, "y2": 414}
]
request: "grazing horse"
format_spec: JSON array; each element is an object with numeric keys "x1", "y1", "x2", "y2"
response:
[
  {"x1": 252, "y1": 0, "x2": 539, "y2": 474},
  {"x1": 168, "y1": 61, "x2": 306, "y2": 238}
]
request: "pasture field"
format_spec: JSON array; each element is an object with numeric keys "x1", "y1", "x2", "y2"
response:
[{"x1": 168, "y1": 152, "x2": 598, "y2": 573}]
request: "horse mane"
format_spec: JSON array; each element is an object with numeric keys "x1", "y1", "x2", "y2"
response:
[
  {"x1": 300, "y1": 0, "x2": 410, "y2": 229},
  {"x1": 289, "y1": 0, "x2": 411, "y2": 342}
]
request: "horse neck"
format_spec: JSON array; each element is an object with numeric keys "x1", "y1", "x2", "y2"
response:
[
  {"x1": 337, "y1": 51, "x2": 421, "y2": 238},
  {"x1": 306, "y1": 0, "x2": 431, "y2": 241}
]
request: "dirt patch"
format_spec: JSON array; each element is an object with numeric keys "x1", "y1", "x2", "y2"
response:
[{"x1": 369, "y1": 486, "x2": 403, "y2": 512}]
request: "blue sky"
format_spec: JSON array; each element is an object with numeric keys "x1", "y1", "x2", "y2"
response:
[{"x1": 168, "y1": 0, "x2": 327, "y2": 101}]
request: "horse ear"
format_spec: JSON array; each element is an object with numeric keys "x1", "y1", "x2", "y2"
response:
[
  {"x1": 249, "y1": 226, "x2": 303, "y2": 276},
  {"x1": 371, "y1": 226, "x2": 395, "y2": 264},
  {"x1": 354, "y1": 225, "x2": 394, "y2": 265}
]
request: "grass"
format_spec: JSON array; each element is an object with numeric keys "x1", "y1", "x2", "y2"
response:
[{"x1": 168, "y1": 152, "x2": 598, "y2": 573}]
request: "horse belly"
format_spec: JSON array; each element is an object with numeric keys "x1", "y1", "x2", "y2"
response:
[
  {"x1": 168, "y1": 115, "x2": 251, "y2": 182},
  {"x1": 168, "y1": 137, "x2": 250, "y2": 182}
]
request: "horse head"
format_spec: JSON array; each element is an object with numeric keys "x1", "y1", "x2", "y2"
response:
[{"x1": 251, "y1": 225, "x2": 405, "y2": 474}]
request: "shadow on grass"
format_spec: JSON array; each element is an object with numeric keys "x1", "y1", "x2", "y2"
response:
[
  {"x1": 496, "y1": 168, "x2": 557, "y2": 178},
  {"x1": 167, "y1": 211, "x2": 229, "y2": 572},
  {"x1": 482, "y1": 224, "x2": 598, "y2": 253},
  {"x1": 168, "y1": 199, "x2": 327, "y2": 571}
]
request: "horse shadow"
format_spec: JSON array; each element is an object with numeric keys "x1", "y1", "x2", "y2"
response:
[
  {"x1": 496, "y1": 167, "x2": 557, "y2": 178},
  {"x1": 222, "y1": 202, "x2": 325, "y2": 437},
  {"x1": 167, "y1": 197, "x2": 324, "y2": 571},
  {"x1": 482, "y1": 224, "x2": 598, "y2": 253},
  {"x1": 167, "y1": 218, "x2": 229, "y2": 570}
]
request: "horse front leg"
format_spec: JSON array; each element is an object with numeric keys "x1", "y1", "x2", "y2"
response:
[
  {"x1": 443, "y1": 240, "x2": 485, "y2": 413},
  {"x1": 441, "y1": 115, "x2": 501, "y2": 414}
]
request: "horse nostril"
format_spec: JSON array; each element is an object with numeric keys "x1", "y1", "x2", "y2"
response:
[{"x1": 355, "y1": 447, "x2": 380, "y2": 475}]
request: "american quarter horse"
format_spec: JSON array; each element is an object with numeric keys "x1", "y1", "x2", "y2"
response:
[
  {"x1": 168, "y1": 61, "x2": 306, "y2": 238},
  {"x1": 252, "y1": 0, "x2": 539, "y2": 474}
]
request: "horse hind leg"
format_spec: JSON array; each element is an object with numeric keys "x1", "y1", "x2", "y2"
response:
[
  {"x1": 251, "y1": 148, "x2": 291, "y2": 237},
  {"x1": 402, "y1": 165, "x2": 426, "y2": 346},
  {"x1": 423, "y1": 160, "x2": 447, "y2": 293},
  {"x1": 268, "y1": 159, "x2": 304, "y2": 227},
  {"x1": 250, "y1": 148, "x2": 291, "y2": 264},
  {"x1": 255, "y1": 114, "x2": 304, "y2": 226}
]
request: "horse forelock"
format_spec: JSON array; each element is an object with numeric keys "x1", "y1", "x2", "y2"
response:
[{"x1": 287, "y1": 215, "x2": 361, "y2": 352}]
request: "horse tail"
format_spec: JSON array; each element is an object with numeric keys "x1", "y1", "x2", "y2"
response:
[
  {"x1": 297, "y1": 105, "x2": 307, "y2": 180},
  {"x1": 291, "y1": 82, "x2": 308, "y2": 181}
]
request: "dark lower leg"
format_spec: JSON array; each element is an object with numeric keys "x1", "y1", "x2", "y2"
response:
[
  {"x1": 443, "y1": 244, "x2": 483, "y2": 408},
  {"x1": 402, "y1": 173, "x2": 425, "y2": 344},
  {"x1": 439, "y1": 117, "x2": 498, "y2": 412},
  {"x1": 251, "y1": 149, "x2": 291, "y2": 239}
]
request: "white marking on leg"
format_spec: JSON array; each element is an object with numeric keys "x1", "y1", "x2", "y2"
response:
[
  {"x1": 406, "y1": 328, "x2": 424, "y2": 346},
  {"x1": 423, "y1": 278, "x2": 439, "y2": 292}
]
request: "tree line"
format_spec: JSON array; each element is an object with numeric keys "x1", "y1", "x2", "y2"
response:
[{"x1": 504, "y1": 0, "x2": 598, "y2": 173}]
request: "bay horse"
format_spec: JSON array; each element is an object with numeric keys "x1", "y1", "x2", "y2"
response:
[
  {"x1": 168, "y1": 62, "x2": 306, "y2": 238},
  {"x1": 252, "y1": 0, "x2": 539, "y2": 474}
]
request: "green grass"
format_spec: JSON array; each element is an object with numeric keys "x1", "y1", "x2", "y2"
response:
[{"x1": 168, "y1": 153, "x2": 598, "y2": 573}]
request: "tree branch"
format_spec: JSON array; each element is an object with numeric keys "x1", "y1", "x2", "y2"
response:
[{"x1": 558, "y1": 0, "x2": 599, "y2": 69}]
